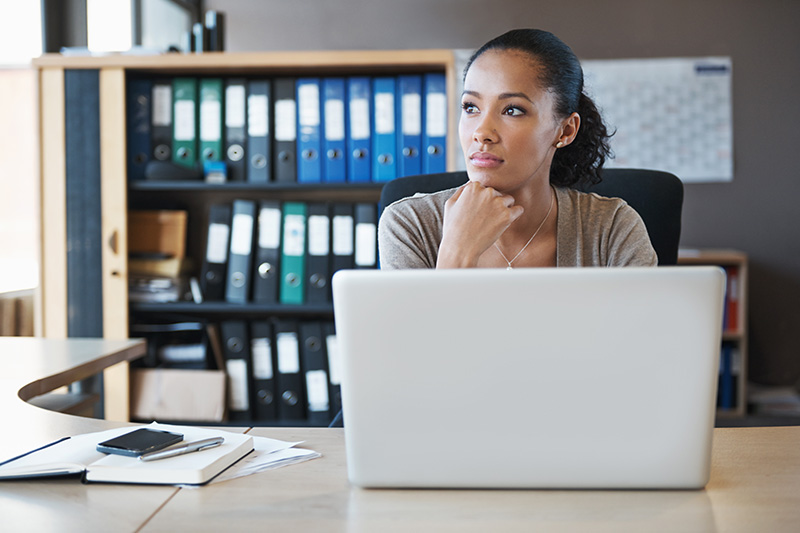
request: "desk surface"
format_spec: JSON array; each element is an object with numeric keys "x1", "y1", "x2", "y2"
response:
[{"x1": 1, "y1": 338, "x2": 799, "y2": 532}]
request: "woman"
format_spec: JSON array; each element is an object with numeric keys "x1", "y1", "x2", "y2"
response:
[{"x1": 379, "y1": 29, "x2": 657, "y2": 269}]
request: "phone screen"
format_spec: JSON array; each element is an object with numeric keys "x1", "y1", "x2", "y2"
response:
[{"x1": 96, "y1": 428, "x2": 184, "y2": 457}]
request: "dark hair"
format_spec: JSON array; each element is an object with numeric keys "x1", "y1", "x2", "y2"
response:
[{"x1": 464, "y1": 29, "x2": 612, "y2": 188}]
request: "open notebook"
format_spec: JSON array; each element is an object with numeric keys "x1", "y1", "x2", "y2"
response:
[{"x1": 0, "y1": 423, "x2": 253, "y2": 485}]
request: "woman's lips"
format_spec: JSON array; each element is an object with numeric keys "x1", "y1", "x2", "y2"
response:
[{"x1": 469, "y1": 152, "x2": 504, "y2": 168}]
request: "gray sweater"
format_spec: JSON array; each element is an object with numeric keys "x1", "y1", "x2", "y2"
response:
[{"x1": 378, "y1": 186, "x2": 658, "y2": 269}]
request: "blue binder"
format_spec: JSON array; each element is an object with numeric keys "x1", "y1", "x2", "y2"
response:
[
  {"x1": 371, "y1": 77, "x2": 397, "y2": 182},
  {"x1": 126, "y1": 78, "x2": 152, "y2": 181},
  {"x1": 296, "y1": 78, "x2": 322, "y2": 184},
  {"x1": 346, "y1": 77, "x2": 371, "y2": 183},
  {"x1": 397, "y1": 75, "x2": 422, "y2": 178},
  {"x1": 423, "y1": 73, "x2": 447, "y2": 173},
  {"x1": 322, "y1": 77, "x2": 347, "y2": 183}
]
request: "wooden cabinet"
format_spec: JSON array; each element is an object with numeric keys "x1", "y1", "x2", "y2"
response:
[{"x1": 678, "y1": 249, "x2": 748, "y2": 416}]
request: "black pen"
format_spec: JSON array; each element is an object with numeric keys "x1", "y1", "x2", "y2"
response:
[{"x1": 139, "y1": 437, "x2": 224, "y2": 462}]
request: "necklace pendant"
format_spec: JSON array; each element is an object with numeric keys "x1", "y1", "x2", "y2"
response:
[{"x1": 506, "y1": 266, "x2": 513, "y2": 271}]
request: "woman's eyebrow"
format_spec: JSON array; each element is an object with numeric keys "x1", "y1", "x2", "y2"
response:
[{"x1": 461, "y1": 89, "x2": 534, "y2": 104}]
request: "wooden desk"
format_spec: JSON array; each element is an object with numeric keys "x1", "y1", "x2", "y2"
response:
[{"x1": 2, "y1": 339, "x2": 799, "y2": 532}]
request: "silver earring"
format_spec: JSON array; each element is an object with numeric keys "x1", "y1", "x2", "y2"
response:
[{"x1": 555, "y1": 140, "x2": 564, "y2": 148}]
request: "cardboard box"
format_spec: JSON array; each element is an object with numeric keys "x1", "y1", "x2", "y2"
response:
[
  {"x1": 128, "y1": 210, "x2": 188, "y2": 259},
  {"x1": 131, "y1": 368, "x2": 226, "y2": 422}
]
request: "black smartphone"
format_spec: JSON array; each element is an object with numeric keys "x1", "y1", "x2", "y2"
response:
[{"x1": 96, "y1": 428, "x2": 184, "y2": 457}]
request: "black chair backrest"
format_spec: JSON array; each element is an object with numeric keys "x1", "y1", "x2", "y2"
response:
[{"x1": 378, "y1": 169, "x2": 683, "y2": 265}]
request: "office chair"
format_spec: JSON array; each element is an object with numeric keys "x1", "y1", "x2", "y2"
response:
[{"x1": 378, "y1": 168, "x2": 684, "y2": 265}]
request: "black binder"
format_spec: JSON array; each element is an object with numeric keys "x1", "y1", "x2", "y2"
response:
[
  {"x1": 224, "y1": 78, "x2": 248, "y2": 181},
  {"x1": 126, "y1": 78, "x2": 151, "y2": 181},
  {"x1": 322, "y1": 321, "x2": 342, "y2": 418},
  {"x1": 250, "y1": 320, "x2": 278, "y2": 422},
  {"x1": 151, "y1": 80, "x2": 173, "y2": 163},
  {"x1": 305, "y1": 202, "x2": 332, "y2": 304},
  {"x1": 354, "y1": 203, "x2": 378, "y2": 269},
  {"x1": 273, "y1": 319, "x2": 305, "y2": 421},
  {"x1": 299, "y1": 321, "x2": 331, "y2": 426},
  {"x1": 330, "y1": 203, "x2": 355, "y2": 275},
  {"x1": 273, "y1": 77, "x2": 297, "y2": 183},
  {"x1": 225, "y1": 199, "x2": 256, "y2": 303},
  {"x1": 252, "y1": 199, "x2": 282, "y2": 304},
  {"x1": 200, "y1": 203, "x2": 232, "y2": 301},
  {"x1": 246, "y1": 79, "x2": 271, "y2": 183},
  {"x1": 220, "y1": 320, "x2": 253, "y2": 422}
]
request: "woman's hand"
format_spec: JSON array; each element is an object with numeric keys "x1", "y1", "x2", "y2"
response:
[{"x1": 436, "y1": 181, "x2": 524, "y2": 268}]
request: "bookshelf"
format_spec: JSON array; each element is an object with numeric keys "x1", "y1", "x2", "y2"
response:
[
  {"x1": 34, "y1": 49, "x2": 457, "y2": 424},
  {"x1": 678, "y1": 249, "x2": 748, "y2": 417}
]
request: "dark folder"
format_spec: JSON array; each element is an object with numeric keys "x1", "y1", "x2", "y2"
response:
[
  {"x1": 250, "y1": 320, "x2": 278, "y2": 421},
  {"x1": 199, "y1": 78, "x2": 224, "y2": 163},
  {"x1": 273, "y1": 319, "x2": 306, "y2": 421},
  {"x1": 297, "y1": 77, "x2": 323, "y2": 184},
  {"x1": 224, "y1": 78, "x2": 248, "y2": 181},
  {"x1": 354, "y1": 203, "x2": 378, "y2": 269},
  {"x1": 225, "y1": 199, "x2": 256, "y2": 303},
  {"x1": 305, "y1": 202, "x2": 332, "y2": 304},
  {"x1": 151, "y1": 80, "x2": 173, "y2": 163},
  {"x1": 172, "y1": 77, "x2": 198, "y2": 169},
  {"x1": 322, "y1": 321, "x2": 342, "y2": 418},
  {"x1": 299, "y1": 321, "x2": 331, "y2": 426},
  {"x1": 220, "y1": 320, "x2": 253, "y2": 422},
  {"x1": 273, "y1": 77, "x2": 298, "y2": 183},
  {"x1": 330, "y1": 203, "x2": 355, "y2": 275},
  {"x1": 346, "y1": 76, "x2": 371, "y2": 183},
  {"x1": 200, "y1": 203, "x2": 232, "y2": 301},
  {"x1": 126, "y1": 78, "x2": 151, "y2": 181},
  {"x1": 246, "y1": 79, "x2": 271, "y2": 183},
  {"x1": 322, "y1": 77, "x2": 347, "y2": 183},
  {"x1": 252, "y1": 199, "x2": 282, "y2": 304}
]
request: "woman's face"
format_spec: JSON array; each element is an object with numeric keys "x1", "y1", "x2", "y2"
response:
[{"x1": 459, "y1": 49, "x2": 565, "y2": 193}]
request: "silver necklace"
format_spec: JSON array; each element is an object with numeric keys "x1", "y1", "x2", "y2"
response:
[{"x1": 494, "y1": 188, "x2": 555, "y2": 270}]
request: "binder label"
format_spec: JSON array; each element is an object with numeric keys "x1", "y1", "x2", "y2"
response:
[
  {"x1": 248, "y1": 94, "x2": 269, "y2": 137},
  {"x1": 226, "y1": 359, "x2": 250, "y2": 411},
  {"x1": 402, "y1": 93, "x2": 422, "y2": 136},
  {"x1": 325, "y1": 99, "x2": 345, "y2": 141},
  {"x1": 206, "y1": 222, "x2": 230, "y2": 263},
  {"x1": 231, "y1": 213, "x2": 254, "y2": 255},
  {"x1": 174, "y1": 100, "x2": 196, "y2": 141},
  {"x1": 277, "y1": 332, "x2": 300, "y2": 374},
  {"x1": 306, "y1": 370, "x2": 330, "y2": 412},
  {"x1": 275, "y1": 100, "x2": 297, "y2": 141},
  {"x1": 332, "y1": 215, "x2": 354, "y2": 255},
  {"x1": 326, "y1": 334, "x2": 341, "y2": 385},
  {"x1": 252, "y1": 337, "x2": 274, "y2": 380},
  {"x1": 200, "y1": 100, "x2": 222, "y2": 141},
  {"x1": 298, "y1": 84, "x2": 321, "y2": 127},
  {"x1": 308, "y1": 215, "x2": 330, "y2": 256},
  {"x1": 350, "y1": 98, "x2": 370, "y2": 140},
  {"x1": 152, "y1": 85, "x2": 172, "y2": 127},
  {"x1": 225, "y1": 85, "x2": 246, "y2": 127},
  {"x1": 355, "y1": 222, "x2": 377, "y2": 266},
  {"x1": 283, "y1": 214, "x2": 305, "y2": 256},
  {"x1": 375, "y1": 93, "x2": 395, "y2": 134},
  {"x1": 426, "y1": 92, "x2": 447, "y2": 137},
  {"x1": 258, "y1": 207, "x2": 281, "y2": 249}
]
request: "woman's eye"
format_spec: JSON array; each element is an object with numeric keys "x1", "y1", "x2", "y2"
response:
[
  {"x1": 503, "y1": 105, "x2": 525, "y2": 116},
  {"x1": 461, "y1": 102, "x2": 478, "y2": 114}
]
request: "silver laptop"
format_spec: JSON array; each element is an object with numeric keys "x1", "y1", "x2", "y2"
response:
[{"x1": 332, "y1": 267, "x2": 725, "y2": 489}]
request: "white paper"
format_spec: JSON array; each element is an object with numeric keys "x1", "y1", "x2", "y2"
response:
[
  {"x1": 374, "y1": 92, "x2": 395, "y2": 134},
  {"x1": 200, "y1": 100, "x2": 221, "y2": 141},
  {"x1": 402, "y1": 93, "x2": 422, "y2": 136},
  {"x1": 225, "y1": 85, "x2": 246, "y2": 128},
  {"x1": 251, "y1": 337, "x2": 273, "y2": 380},
  {"x1": 298, "y1": 83, "x2": 321, "y2": 127},
  {"x1": 230, "y1": 214, "x2": 253, "y2": 255},
  {"x1": 349, "y1": 98, "x2": 370, "y2": 140},
  {"x1": 332, "y1": 215, "x2": 354, "y2": 256},
  {"x1": 258, "y1": 207, "x2": 281, "y2": 249},
  {"x1": 276, "y1": 332, "x2": 300, "y2": 374},
  {"x1": 152, "y1": 85, "x2": 172, "y2": 127},
  {"x1": 206, "y1": 223, "x2": 230, "y2": 263},
  {"x1": 354, "y1": 223, "x2": 377, "y2": 266},
  {"x1": 325, "y1": 99, "x2": 345, "y2": 141},
  {"x1": 305, "y1": 370, "x2": 330, "y2": 412},
  {"x1": 308, "y1": 215, "x2": 330, "y2": 256},
  {"x1": 275, "y1": 100, "x2": 297, "y2": 141},
  {"x1": 226, "y1": 359, "x2": 250, "y2": 411},
  {"x1": 282, "y1": 214, "x2": 305, "y2": 256},
  {"x1": 248, "y1": 94, "x2": 269, "y2": 137},
  {"x1": 207, "y1": 436, "x2": 321, "y2": 485},
  {"x1": 173, "y1": 100, "x2": 195, "y2": 141},
  {"x1": 425, "y1": 92, "x2": 447, "y2": 137}
]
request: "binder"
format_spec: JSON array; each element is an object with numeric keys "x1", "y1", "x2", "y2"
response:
[
  {"x1": 220, "y1": 320, "x2": 253, "y2": 422},
  {"x1": 299, "y1": 321, "x2": 331, "y2": 426},
  {"x1": 346, "y1": 77, "x2": 371, "y2": 182},
  {"x1": 273, "y1": 319, "x2": 305, "y2": 421},
  {"x1": 199, "y1": 78, "x2": 224, "y2": 163},
  {"x1": 151, "y1": 80, "x2": 172, "y2": 162},
  {"x1": 423, "y1": 72, "x2": 448, "y2": 173},
  {"x1": 250, "y1": 321, "x2": 278, "y2": 422},
  {"x1": 224, "y1": 78, "x2": 248, "y2": 181},
  {"x1": 322, "y1": 77, "x2": 347, "y2": 183},
  {"x1": 354, "y1": 203, "x2": 378, "y2": 269},
  {"x1": 322, "y1": 321, "x2": 342, "y2": 418},
  {"x1": 273, "y1": 78, "x2": 298, "y2": 183},
  {"x1": 296, "y1": 77, "x2": 323, "y2": 183},
  {"x1": 199, "y1": 203, "x2": 232, "y2": 301},
  {"x1": 126, "y1": 78, "x2": 152, "y2": 181},
  {"x1": 372, "y1": 76, "x2": 398, "y2": 182},
  {"x1": 252, "y1": 199, "x2": 282, "y2": 304},
  {"x1": 172, "y1": 77, "x2": 198, "y2": 169},
  {"x1": 330, "y1": 203, "x2": 355, "y2": 275},
  {"x1": 246, "y1": 79, "x2": 271, "y2": 183},
  {"x1": 279, "y1": 202, "x2": 307, "y2": 304},
  {"x1": 225, "y1": 199, "x2": 256, "y2": 304},
  {"x1": 305, "y1": 203, "x2": 331, "y2": 304},
  {"x1": 397, "y1": 74, "x2": 423, "y2": 177},
  {"x1": 719, "y1": 344, "x2": 733, "y2": 409}
]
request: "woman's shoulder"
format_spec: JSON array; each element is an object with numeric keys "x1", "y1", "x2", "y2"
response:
[
  {"x1": 383, "y1": 186, "x2": 460, "y2": 219},
  {"x1": 557, "y1": 186, "x2": 639, "y2": 222}
]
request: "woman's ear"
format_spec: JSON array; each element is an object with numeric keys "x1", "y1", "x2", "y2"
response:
[{"x1": 556, "y1": 112, "x2": 581, "y2": 147}]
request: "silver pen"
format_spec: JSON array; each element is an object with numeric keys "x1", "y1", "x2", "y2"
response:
[{"x1": 139, "y1": 437, "x2": 225, "y2": 462}]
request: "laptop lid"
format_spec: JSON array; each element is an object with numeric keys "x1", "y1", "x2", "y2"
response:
[{"x1": 332, "y1": 266, "x2": 725, "y2": 489}]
